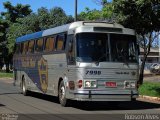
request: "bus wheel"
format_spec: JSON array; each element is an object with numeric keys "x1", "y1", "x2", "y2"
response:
[
  {"x1": 22, "y1": 77, "x2": 29, "y2": 96},
  {"x1": 58, "y1": 81, "x2": 68, "y2": 107}
]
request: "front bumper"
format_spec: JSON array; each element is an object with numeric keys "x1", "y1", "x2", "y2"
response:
[{"x1": 68, "y1": 90, "x2": 138, "y2": 101}]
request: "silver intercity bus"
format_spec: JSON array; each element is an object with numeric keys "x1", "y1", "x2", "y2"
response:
[{"x1": 13, "y1": 21, "x2": 139, "y2": 106}]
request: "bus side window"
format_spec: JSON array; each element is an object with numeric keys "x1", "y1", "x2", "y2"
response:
[
  {"x1": 22, "y1": 42, "x2": 29, "y2": 54},
  {"x1": 15, "y1": 44, "x2": 21, "y2": 54},
  {"x1": 28, "y1": 40, "x2": 35, "y2": 53},
  {"x1": 44, "y1": 36, "x2": 55, "y2": 52},
  {"x1": 20, "y1": 43, "x2": 24, "y2": 54},
  {"x1": 56, "y1": 34, "x2": 66, "y2": 51},
  {"x1": 35, "y1": 39, "x2": 43, "y2": 52}
]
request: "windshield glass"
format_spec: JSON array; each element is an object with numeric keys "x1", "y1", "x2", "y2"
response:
[
  {"x1": 76, "y1": 33, "x2": 138, "y2": 63},
  {"x1": 110, "y1": 34, "x2": 137, "y2": 63},
  {"x1": 76, "y1": 33, "x2": 109, "y2": 62}
]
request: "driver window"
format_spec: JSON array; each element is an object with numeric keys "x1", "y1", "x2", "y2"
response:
[{"x1": 67, "y1": 35, "x2": 75, "y2": 65}]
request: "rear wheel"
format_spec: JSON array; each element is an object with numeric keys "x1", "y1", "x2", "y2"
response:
[
  {"x1": 22, "y1": 77, "x2": 29, "y2": 96},
  {"x1": 58, "y1": 81, "x2": 69, "y2": 107}
]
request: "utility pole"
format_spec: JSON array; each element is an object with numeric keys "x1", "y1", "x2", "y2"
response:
[{"x1": 74, "y1": 0, "x2": 77, "y2": 21}]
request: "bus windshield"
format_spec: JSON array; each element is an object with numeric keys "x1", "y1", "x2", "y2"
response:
[
  {"x1": 76, "y1": 33, "x2": 109, "y2": 62},
  {"x1": 76, "y1": 33, "x2": 137, "y2": 63}
]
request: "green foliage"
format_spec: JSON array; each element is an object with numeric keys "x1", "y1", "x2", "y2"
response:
[
  {"x1": 0, "y1": 17, "x2": 8, "y2": 40},
  {"x1": 101, "y1": 3, "x2": 114, "y2": 20},
  {"x1": 0, "y1": 1, "x2": 32, "y2": 72},
  {"x1": 79, "y1": 2, "x2": 114, "y2": 21},
  {"x1": 1, "y1": 1, "x2": 32, "y2": 23},
  {"x1": 113, "y1": 0, "x2": 160, "y2": 35},
  {"x1": 139, "y1": 82, "x2": 160, "y2": 97},
  {"x1": 79, "y1": 7, "x2": 101, "y2": 20}
]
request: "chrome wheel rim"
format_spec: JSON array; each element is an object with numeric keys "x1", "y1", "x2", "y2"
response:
[
  {"x1": 60, "y1": 86, "x2": 65, "y2": 101},
  {"x1": 22, "y1": 82, "x2": 26, "y2": 93}
]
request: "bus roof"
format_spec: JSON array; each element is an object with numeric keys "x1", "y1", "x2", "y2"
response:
[
  {"x1": 16, "y1": 31, "x2": 44, "y2": 43},
  {"x1": 16, "y1": 21, "x2": 134, "y2": 43},
  {"x1": 16, "y1": 23, "x2": 71, "y2": 43}
]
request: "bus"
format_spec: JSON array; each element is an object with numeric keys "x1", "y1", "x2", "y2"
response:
[{"x1": 13, "y1": 21, "x2": 139, "y2": 106}]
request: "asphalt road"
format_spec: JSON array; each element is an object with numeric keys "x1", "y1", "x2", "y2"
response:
[
  {"x1": 144, "y1": 75, "x2": 160, "y2": 82},
  {"x1": 0, "y1": 78, "x2": 160, "y2": 120}
]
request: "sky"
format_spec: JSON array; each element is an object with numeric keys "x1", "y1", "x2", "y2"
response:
[{"x1": 0, "y1": 0, "x2": 103, "y2": 16}]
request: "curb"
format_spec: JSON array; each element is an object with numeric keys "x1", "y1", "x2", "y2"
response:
[{"x1": 139, "y1": 95, "x2": 160, "y2": 102}]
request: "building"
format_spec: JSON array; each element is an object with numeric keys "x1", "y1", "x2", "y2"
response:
[{"x1": 140, "y1": 47, "x2": 160, "y2": 63}]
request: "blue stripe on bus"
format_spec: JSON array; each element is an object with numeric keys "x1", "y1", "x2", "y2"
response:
[{"x1": 16, "y1": 31, "x2": 44, "y2": 43}]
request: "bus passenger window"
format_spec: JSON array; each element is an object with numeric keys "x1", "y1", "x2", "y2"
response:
[
  {"x1": 45, "y1": 37, "x2": 55, "y2": 52},
  {"x1": 15, "y1": 44, "x2": 21, "y2": 54},
  {"x1": 35, "y1": 39, "x2": 43, "y2": 52},
  {"x1": 28, "y1": 41, "x2": 35, "y2": 53},
  {"x1": 56, "y1": 34, "x2": 66, "y2": 51},
  {"x1": 20, "y1": 43, "x2": 24, "y2": 54},
  {"x1": 22, "y1": 42, "x2": 28, "y2": 54}
]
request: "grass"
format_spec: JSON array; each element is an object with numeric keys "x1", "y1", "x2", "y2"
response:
[
  {"x1": 0, "y1": 71, "x2": 13, "y2": 78},
  {"x1": 139, "y1": 82, "x2": 160, "y2": 97}
]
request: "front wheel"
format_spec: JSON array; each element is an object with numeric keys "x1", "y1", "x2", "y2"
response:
[{"x1": 58, "y1": 81, "x2": 69, "y2": 107}]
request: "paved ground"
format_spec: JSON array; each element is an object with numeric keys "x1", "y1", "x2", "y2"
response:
[{"x1": 144, "y1": 75, "x2": 160, "y2": 82}]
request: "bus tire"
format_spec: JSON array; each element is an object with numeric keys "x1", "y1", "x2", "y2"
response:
[
  {"x1": 132, "y1": 98, "x2": 136, "y2": 101},
  {"x1": 58, "y1": 81, "x2": 69, "y2": 107},
  {"x1": 22, "y1": 77, "x2": 29, "y2": 96}
]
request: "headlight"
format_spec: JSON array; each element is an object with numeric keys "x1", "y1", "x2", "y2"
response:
[
  {"x1": 124, "y1": 81, "x2": 130, "y2": 88},
  {"x1": 84, "y1": 80, "x2": 97, "y2": 88},
  {"x1": 155, "y1": 65, "x2": 160, "y2": 69},
  {"x1": 124, "y1": 81, "x2": 135, "y2": 88},
  {"x1": 130, "y1": 82, "x2": 136, "y2": 88}
]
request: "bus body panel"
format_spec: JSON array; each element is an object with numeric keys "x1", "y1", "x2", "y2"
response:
[{"x1": 14, "y1": 53, "x2": 68, "y2": 96}]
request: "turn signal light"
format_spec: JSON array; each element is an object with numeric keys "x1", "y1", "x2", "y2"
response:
[
  {"x1": 69, "y1": 81, "x2": 75, "y2": 90},
  {"x1": 78, "y1": 80, "x2": 83, "y2": 88}
]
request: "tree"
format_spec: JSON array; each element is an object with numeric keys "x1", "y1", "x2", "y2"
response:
[
  {"x1": 113, "y1": 0, "x2": 160, "y2": 84},
  {"x1": 79, "y1": 7, "x2": 102, "y2": 20},
  {"x1": 0, "y1": 16, "x2": 9, "y2": 69},
  {"x1": 49, "y1": 7, "x2": 74, "y2": 27},
  {"x1": 0, "y1": 1, "x2": 32, "y2": 72},
  {"x1": 1, "y1": 1, "x2": 32, "y2": 23},
  {"x1": 79, "y1": 2, "x2": 114, "y2": 21},
  {"x1": 6, "y1": 7, "x2": 74, "y2": 56}
]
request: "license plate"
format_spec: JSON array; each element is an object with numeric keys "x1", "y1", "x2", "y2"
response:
[{"x1": 105, "y1": 82, "x2": 117, "y2": 87}]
